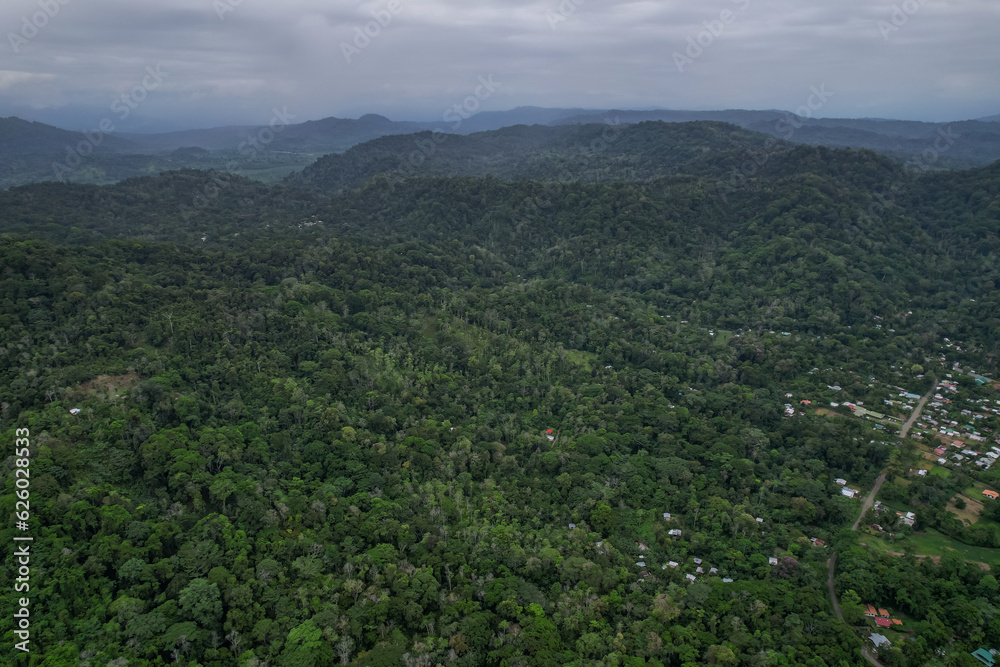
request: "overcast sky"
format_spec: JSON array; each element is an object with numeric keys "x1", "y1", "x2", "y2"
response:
[{"x1": 1, "y1": 0, "x2": 998, "y2": 132}]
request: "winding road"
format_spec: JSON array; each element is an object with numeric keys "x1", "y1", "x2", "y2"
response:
[{"x1": 826, "y1": 382, "x2": 938, "y2": 665}]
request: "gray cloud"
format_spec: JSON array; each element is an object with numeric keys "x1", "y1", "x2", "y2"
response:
[{"x1": 0, "y1": 0, "x2": 996, "y2": 131}]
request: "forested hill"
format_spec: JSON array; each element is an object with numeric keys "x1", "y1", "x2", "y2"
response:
[
  {"x1": 554, "y1": 111, "x2": 1000, "y2": 168},
  {"x1": 283, "y1": 122, "x2": 795, "y2": 193},
  {"x1": 1, "y1": 121, "x2": 999, "y2": 666},
  {"x1": 3, "y1": 131, "x2": 996, "y2": 354},
  {"x1": 0, "y1": 116, "x2": 138, "y2": 154}
]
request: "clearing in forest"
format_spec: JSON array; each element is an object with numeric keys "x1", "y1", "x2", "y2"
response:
[
  {"x1": 946, "y1": 494, "x2": 984, "y2": 525},
  {"x1": 72, "y1": 373, "x2": 140, "y2": 400}
]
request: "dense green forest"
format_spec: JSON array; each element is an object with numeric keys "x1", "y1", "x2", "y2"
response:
[{"x1": 2, "y1": 121, "x2": 999, "y2": 666}]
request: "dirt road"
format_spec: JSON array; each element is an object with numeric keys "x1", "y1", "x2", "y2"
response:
[
  {"x1": 827, "y1": 382, "x2": 937, "y2": 664},
  {"x1": 852, "y1": 473, "x2": 887, "y2": 531},
  {"x1": 827, "y1": 553, "x2": 842, "y2": 619},
  {"x1": 850, "y1": 382, "x2": 936, "y2": 531},
  {"x1": 898, "y1": 383, "x2": 937, "y2": 439}
]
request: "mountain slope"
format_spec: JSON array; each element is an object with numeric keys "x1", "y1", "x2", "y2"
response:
[
  {"x1": 557, "y1": 110, "x2": 1000, "y2": 167},
  {"x1": 3, "y1": 124, "x2": 996, "y2": 356},
  {"x1": 283, "y1": 121, "x2": 795, "y2": 193},
  {"x1": 0, "y1": 116, "x2": 138, "y2": 154},
  {"x1": 119, "y1": 113, "x2": 434, "y2": 153},
  {"x1": 2, "y1": 122, "x2": 999, "y2": 667}
]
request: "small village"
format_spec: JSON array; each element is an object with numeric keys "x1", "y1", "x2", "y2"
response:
[
  {"x1": 562, "y1": 327, "x2": 997, "y2": 665},
  {"x1": 773, "y1": 333, "x2": 999, "y2": 664},
  {"x1": 569, "y1": 509, "x2": 828, "y2": 588},
  {"x1": 780, "y1": 336, "x2": 999, "y2": 501}
]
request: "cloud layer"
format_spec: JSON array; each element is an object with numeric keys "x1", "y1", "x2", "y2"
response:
[{"x1": 1, "y1": 0, "x2": 997, "y2": 131}]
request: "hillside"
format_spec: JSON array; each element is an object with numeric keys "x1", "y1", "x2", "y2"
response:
[
  {"x1": 0, "y1": 116, "x2": 139, "y2": 154},
  {"x1": 4, "y1": 107, "x2": 1000, "y2": 191},
  {"x1": 283, "y1": 121, "x2": 793, "y2": 193},
  {"x1": 118, "y1": 113, "x2": 432, "y2": 153},
  {"x1": 1, "y1": 122, "x2": 999, "y2": 667},
  {"x1": 0, "y1": 113, "x2": 436, "y2": 189},
  {"x1": 557, "y1": 111, "x2": 1000, "y2": 168}
]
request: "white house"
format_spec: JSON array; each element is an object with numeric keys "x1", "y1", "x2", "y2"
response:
[
  {"x1": 841, "y1": 488, "x2": 858, "y2": 498},
  {"x1": 835, "y1": 478, "x2": 847, "y2": 486}
]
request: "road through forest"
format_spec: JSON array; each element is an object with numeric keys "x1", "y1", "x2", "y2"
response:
[{"x1": 827, "y1": 382, "x2": 938, "y2": 665}]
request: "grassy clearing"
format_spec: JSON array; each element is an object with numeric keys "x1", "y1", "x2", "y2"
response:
[
  {"x1": 908, "y1": 530, "x2": 1000, "y2": 567},
  {"x1": 862, "y1": 530, "x2": 1000, "y2": 570},
  {"x1": 928, "y1": 466, "x2": 951, "y2": 478},
  {"x1": 860, "y1": 535, "x2": 897, "y2": 555},
  {"x1": 72, "y1": 372, "x2": 140, "y2": 400},
  {"x1": 946, "y1": 494, "x2": 983, "y2": 524},
  {"x1": 563, "y1": 349, "x2": 598, "y2": 372},
  {"x1": 965, "y1": 482, "x2": 999, "y2": 498},
  {"x1": 876, "y1": 496, "x2": 919, "y2": 516},
  {"x1": 713, "y1": 330, "x2": 733, "y2": 345}
]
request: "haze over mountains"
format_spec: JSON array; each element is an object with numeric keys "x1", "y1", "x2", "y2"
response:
[{"x1": 2, "y1": 106, "x2": 999, "y2": 190}]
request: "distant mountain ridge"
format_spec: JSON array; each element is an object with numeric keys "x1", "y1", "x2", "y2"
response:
[
  {"x1": 2, "y1": 106, "x2": 999, "y2": 189},
  {"x1": 283, "y1": 121, "x2": 798, "y2": 193},
  {"x1": 0, "y1": 116, "x2": 138, "y2": 154},
  {"x1": 116, "y1": 112, "x2": 432, "y2": 153},
  {"x1": 554, "y1": 109, "x2": 1000, "y2": 168}
]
